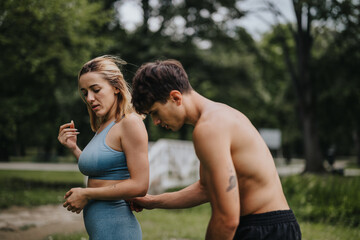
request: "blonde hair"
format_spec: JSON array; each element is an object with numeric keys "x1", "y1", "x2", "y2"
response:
[{"x1": 78, "y1": 55, "x2": 133, "y2": 132}]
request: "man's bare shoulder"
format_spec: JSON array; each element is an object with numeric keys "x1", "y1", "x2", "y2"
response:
[
  {"x1": 195, "y1": 102, "x2": 248, "y2": 128},
  {"x1": 193, "y1": 103, "x2": 242, "y2": 140}
]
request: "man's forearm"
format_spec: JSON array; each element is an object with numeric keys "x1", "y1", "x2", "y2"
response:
[{"x1": 153, "y1": 180, "x2": 208, "y2": 209}]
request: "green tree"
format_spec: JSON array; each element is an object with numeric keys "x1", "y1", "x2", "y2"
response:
[
  {"x1": 0, "y1": 0, "x2": 114, "y2": 161},
  {"x1": 111, "y1": 0, "x2": 260, "y2": 141},
  {"x1": 256, "y1": 26, "x2": 302, "y2": 159},
  {"x1": 259, "y1": 0, "x2": 360, "y2": 172},
  {"x1": 314, "y1": 6, "x2": 360, "y2": 165}
]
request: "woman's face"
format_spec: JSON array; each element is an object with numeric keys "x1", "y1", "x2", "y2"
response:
[{"x1": 79, "y1": 72, "x2": 119, "y2": 118}]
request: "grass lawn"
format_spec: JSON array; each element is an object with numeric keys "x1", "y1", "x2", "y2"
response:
[
  {"x1": 0, "y1": 170, "x2": 84, "y2": 183},
  {"x1": 0, "y1": 170, "x2": 84, "y2": 208},
  {"x1": 47, "y1": 205, "x2": 360, "y2": 240},
  {"x1": 1, "y1": 169, "x2": 359, "y2": 239}
]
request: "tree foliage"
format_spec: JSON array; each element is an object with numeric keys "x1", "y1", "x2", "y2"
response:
[
  {"x1": 0, "y1": 0, "x2": 359, "y2": 167},
  {"x1": 0, "y1": 0, "x2": 114, "y2": 160},
  {"x1": 258, "y1": 0, "x2": 360, "y2": 171}
]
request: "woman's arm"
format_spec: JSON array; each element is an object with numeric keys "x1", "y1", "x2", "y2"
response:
[
  {"x1": 64, "y1": 114, "x2": 149, "y2": 213},
  {"x1": 58, "y1": 121, "x2": 82, "y2": 160},
  {"x1": 86, "y1": 114, "x2": 149, "y2": 199}
]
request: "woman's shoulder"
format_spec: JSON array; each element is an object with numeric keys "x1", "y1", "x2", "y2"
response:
[
  {"x1": 115, "y1": 113, "x2": 145, "y2": 131},
  {"x1": 122, "y1": 112, "x2": 144, "y2": 123}
]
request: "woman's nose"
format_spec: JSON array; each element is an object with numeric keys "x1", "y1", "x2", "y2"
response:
[{"x1": 86, "y1": 92, "x2": 95, "y2": 102}]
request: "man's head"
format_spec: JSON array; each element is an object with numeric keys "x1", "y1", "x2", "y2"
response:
[{"x1": 131, "y1": 59, "x2": 192, "y2": 115}]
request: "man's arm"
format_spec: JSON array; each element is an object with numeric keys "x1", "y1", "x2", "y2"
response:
[
  {"x1": 131, "y1": 180, "x2": 208, "y2": 210},
  {"x1": 193, "y1": 123, "x2": 240, "y2": 240}
]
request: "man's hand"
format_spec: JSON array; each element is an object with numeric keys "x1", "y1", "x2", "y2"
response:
[
  {"x1": 128, "y1": 194, "x2": 155, "y2": 212},
  {"x1": 129, "y1": 200, "x2": 144, "y2": 212},
  {"x1": 63, "y1": 187, "x2": 89, "y2": 214}
]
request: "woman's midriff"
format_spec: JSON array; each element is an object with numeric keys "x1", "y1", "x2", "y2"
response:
[{"x1": 87, "y1": 178, "x2": 123, "y2": 188}]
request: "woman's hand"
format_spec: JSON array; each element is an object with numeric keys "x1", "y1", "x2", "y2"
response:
[
  {"x1": 63, "y1": 187, "x2": 89, "y2": 214},
  {"x1": 58, "y1": 120, "x2": 79, "y2": 150}
]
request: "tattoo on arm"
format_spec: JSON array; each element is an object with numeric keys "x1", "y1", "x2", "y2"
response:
[{"x1": 226, "y1": 175, "x2": 237, "y2": 192}]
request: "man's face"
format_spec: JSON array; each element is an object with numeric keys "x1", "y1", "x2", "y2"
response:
[{"x1": 147, "y1": 100, "x2": 184, "y2": 131}]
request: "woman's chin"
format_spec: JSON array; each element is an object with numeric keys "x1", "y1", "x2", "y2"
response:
[{"x1": 94, "y1": 111, "x2": 105, "y2": 117}]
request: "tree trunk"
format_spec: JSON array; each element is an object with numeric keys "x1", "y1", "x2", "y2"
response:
[
  {"x1": 354, "y1": 129, "x2": 360, "y2": 166},
  {"x1": 15, "y1": 122, "x2": 26, "y2": 157},
  {"x1": 0, "y1": 136, "x2": 10, "y2": 161},
  {"x1": 302, "y1": 111, "x2": 324, "y2": 172},
  {"x1": 290, "y1": 1, "x2": 325, "y2": 172}
]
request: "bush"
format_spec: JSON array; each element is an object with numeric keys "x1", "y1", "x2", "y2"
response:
[{"x1": 282, "y1": 174, "x2": 360, "y2": 227}]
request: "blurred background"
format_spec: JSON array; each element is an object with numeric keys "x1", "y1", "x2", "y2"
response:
[
  {"x1": 1, "y1": 0, "x2": 360, "y2": 171},
  {"x1": 0, "y1": 0, "x2": 360, "y2": 239}
]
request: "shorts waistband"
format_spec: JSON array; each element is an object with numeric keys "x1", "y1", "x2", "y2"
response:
[{"x1": 240, "y1": 209, "x2": 297, "y2": 226}]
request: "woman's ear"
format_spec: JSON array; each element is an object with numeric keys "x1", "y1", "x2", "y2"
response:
[
  {"x1": 169, "y1": 90, "x2": 182, "y2": 106},
  {"x1": 114, "y1": 87, "x2": 120, "y2": 94}
]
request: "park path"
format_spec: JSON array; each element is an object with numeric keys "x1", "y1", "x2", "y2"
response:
[
  {"x1": 0, "y1": 162, "x2": 79, "y2": 172},
  {"x1": 0, "y1": 204, "x2": 85, "y2": 240},
  {"x1": 0, "y1": 162, "x2": 84, "y2": 240}
]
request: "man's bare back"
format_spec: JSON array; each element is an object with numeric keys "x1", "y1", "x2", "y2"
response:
[{"x1": 194, "y1": 101, "x2": 289, "y2": 216}]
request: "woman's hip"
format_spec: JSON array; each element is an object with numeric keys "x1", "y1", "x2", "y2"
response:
[{"x1": 83, "y1": 200, "x2": 141, "y2": 240}]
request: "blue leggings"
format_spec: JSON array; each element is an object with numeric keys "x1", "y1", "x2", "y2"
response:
[{"x1": 83, "y1": 200, "x2": 142, "y2": 240}]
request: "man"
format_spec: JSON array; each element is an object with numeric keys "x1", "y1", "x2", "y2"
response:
[{"x1": 130, "y1": 59, "x2": 301, "y2": 239}]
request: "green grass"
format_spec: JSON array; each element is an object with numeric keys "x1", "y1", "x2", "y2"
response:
[
  {"x1": 136, "y1": 204, "x2": 211, "y2": 240},
  {"x1": 1, "y1": 169, "x2": 359, "y2": 239},
  {"x1": 0, "y1": 170, "x2": 84, "y2": 183},
  {"x1": 0, "y1": 170, "x2": 84, "y2": 208},
  {"x1": 136, "y1": 204, "x2": 360, "y2": 240},
  {"x1": 45, "y1": 206, "x2": 360, "y2": 240},
  {"x1": 300, "y1": 221, "x2": 360, "y2": 240}
]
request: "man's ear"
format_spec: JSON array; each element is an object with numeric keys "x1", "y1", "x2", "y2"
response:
[{"x1": 169, "y1": 90, "x2": 182, "y2": 106}]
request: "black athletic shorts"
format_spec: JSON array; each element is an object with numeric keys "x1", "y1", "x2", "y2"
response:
[{"x1": 233, "y1": 209, "x2": 301, "y2": 240}]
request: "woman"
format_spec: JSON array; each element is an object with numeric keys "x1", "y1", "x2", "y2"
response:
[{"x1": 58, "y1": 55, "x2": 149, "y2": 240}]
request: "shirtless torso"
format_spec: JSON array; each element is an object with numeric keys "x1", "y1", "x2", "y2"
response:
[{"x1": 195, "y1": 102, "x2": 289, "y2": 216}]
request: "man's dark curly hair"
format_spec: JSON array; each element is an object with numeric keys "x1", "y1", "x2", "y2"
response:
[{"x1": 131, "y1": 59, "x2": 192, "y2": 114}]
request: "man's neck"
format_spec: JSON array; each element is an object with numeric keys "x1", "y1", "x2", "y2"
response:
[{"x1": 183, "y1": 91, "x2": 211, "y2": 126}]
